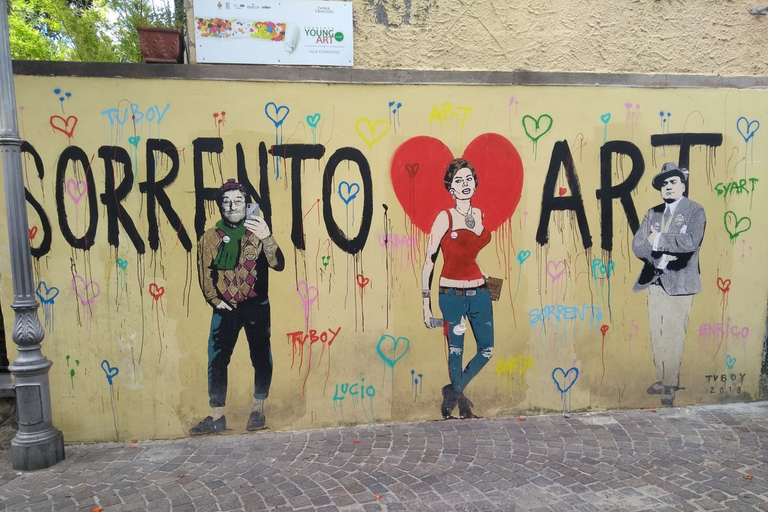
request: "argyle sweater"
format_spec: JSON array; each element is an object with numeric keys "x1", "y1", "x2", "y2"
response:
[{"x1": 197, "y1": 227, "x2": 280, "y2": 309}]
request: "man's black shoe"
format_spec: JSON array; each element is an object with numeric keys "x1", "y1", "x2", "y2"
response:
[
  {"x1": 246, "y1": 411, "x2": 266, "y2": 431},
  {"x1": 189, "y1": 415, "x2": 226, "y2": 436}
]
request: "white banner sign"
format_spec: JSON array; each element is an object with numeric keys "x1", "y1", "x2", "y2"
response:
[{"x1": 194, "y1": 0, "x2": 353, "y2": 66}]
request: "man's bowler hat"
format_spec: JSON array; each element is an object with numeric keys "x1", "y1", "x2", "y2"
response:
[{"x1": 652, "y1": 162, "x2": 689, "y2": 190}]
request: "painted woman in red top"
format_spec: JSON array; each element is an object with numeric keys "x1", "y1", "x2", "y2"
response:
[{"x1": 422, "y1": 158, "x2": 494, "y2": 419}]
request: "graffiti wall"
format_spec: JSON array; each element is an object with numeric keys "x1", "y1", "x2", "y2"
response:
[{"x1": 1, "y1": 74, "x2": 765, "y2": 441}]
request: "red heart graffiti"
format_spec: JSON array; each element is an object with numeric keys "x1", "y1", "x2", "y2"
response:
[
  {"x1": 356, "y1": 274, "x2": 370, "y2": 288},
  {"x1": 558, "y1": 187, "x2": 567, "y2": 196},
  {"x1": 390, "y1": 134, "x2": 524, "y2": 232},
  {"x1": 28, "y1": 226, "x2": 37, "y2": 240},
  {"x1": 49, "y1": 115, "x2": 78, "y2": 138},
  {"x1": 600, "y1": 324, "x2": 609, "y2": 336},
  {"x1": 149, "y1": 283, "x2": 165, "y2": 300},
  {"x1": 716, "y1": 277, "x2": 731, "y2": 293}
]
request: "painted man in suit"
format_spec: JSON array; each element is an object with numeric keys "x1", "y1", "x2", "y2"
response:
[{"x1": 632, "y1": 162, "x2": 706, "y2": 407}]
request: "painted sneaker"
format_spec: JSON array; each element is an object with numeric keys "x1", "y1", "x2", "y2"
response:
[{"x1": 189, "y1": 415, "x2": 226, "y2": 436}]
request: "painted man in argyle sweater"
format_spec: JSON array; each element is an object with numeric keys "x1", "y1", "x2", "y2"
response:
[{"x1": 190, "y1": 179, "x2": 285, "y2": 435}]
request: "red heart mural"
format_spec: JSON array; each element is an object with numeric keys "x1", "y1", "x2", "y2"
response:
[{"x1": 390, "y1": 134, "x2": 524, "y2": 232}]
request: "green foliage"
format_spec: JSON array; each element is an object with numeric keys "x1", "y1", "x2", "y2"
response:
[{"x1": 8, "y1": 0, "x2": 186, "y2": 63}]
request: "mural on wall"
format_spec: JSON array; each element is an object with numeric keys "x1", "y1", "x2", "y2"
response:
[
  {"x1": 632, "y1": 163, "x2": 706, "y2": 407},
  {"x1": 191, "y1": 179, "x2": 285, "y2": 435},
  {"x1": 2, "y1": 77, "x2": 766, "y2": 442}
]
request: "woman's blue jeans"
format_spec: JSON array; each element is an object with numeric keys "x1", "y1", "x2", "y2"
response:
[{"x1": 438, "y1": 287, "x2": 494, "y2": 392}]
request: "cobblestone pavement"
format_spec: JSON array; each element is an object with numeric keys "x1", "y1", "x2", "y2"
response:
[{"x1": 0, "y1": 402, "x2": 767, "y2": 511}]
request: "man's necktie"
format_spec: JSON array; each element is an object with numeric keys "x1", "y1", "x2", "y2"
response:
[{"x1": 663, "y1": 207, "x2": 671, "y2": 225}]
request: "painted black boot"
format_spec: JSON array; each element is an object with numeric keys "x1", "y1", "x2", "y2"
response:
[
  {"x1": 441, "y1": 384, "x2": 458, "y2": 419},
  {"x1": 458, "y1": 393, "x2": 477, "y2": 419}
]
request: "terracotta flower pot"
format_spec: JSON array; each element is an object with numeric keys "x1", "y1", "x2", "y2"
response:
[{"x1": 136, "y1": 27, "x2": 184, "y2": 64}]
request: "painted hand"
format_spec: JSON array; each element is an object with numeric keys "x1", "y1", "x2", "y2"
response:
[
  {"x1": 245, "y1": 217, "x2": 271, "y2": 239},
  {"x1": 666, "y1": 255, "x2": 678, "y2": 261},
  {"x1": 216, "y1": 301, "x2": 233, "y2": 311},
  {"x1": 423, "y1": 306, "x2": 435, "y2": 329},
  {"x1": 647, "y1": 224, "x2": 658, "y2": 246}
]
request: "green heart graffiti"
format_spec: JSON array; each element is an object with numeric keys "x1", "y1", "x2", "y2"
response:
[
  {"x1": 522, "y1": 114, "x2": 554, "y2": 142},
  {"x1": 724, "y1": 211, "x2": 751, "y2": 240}
]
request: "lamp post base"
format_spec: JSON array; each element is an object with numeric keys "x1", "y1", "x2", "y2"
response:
[{"x1": 11, "y1": 427, "x2": 64, "y2": 470}]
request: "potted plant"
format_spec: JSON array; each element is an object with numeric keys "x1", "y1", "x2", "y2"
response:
[{"x1": 111, "y1": 0, "x2": 186, "y2": 63}]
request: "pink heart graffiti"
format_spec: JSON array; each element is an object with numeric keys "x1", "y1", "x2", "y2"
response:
[
  {"x1": 297, "y1": 280, "x2": 318, "y2": 307},
  {"x1": 71, "y1": 275, "x2": 100, "y2": 306},
  {"x1": 546, "y1": 260, "x2": 566, "y2": 282},
  {"x1": 66, "y1": 179, "x2": 87, "y2": 205}
]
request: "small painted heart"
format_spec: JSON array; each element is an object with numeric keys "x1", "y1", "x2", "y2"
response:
[
  {"x1": 736, "y1": 116, "x2": 759, "y2": 143},
  {"x1": 28, "y1": 226, "x2": 37, "y2": 240},
  {"x1": 522, "y1": 114, "x2": 553, "y2": 142},
  {"x1": 356, "y1": 274, "x2": 370, "y2": 288},
  {"x1": 600, "y1": 113, "x2": 611, "y2": 124},
  {"x1": 72, "y1": 275, "x2": 100, "y2": 306},
  {"x1": 66, "y1": 179, "x2": 87, "y2": 205},
  {"x1": 35, "y1": 281, "x2": 59, "y2": 304},
  {"x1": 725, "y1": 354, "x2": 737, "y2": 370},
  {"x1": 306, "y1": 113, "x2": 321, "y2": 127},
  {"x1": 376, "y1": 335, "x2": 410, "y2": 369},
  {"x1": 552, "y1": 367, "x2": 579, "y2": 393},
  {"x1": 405, "y1": 163, "x2": 419, "y2": 177},
  {"x1": 297, "y1": 280, "x2": 319, "y2": 307},
  {"x1": 148, "y1": 283, "x2": 165, "y2": 300},
  {"x1": 49, "y1": 115, "x2": 78, "y2": 138},
  {"x1": 101, "y1": 359, "x2": 119, "y2": 385},
  {"x1": 117, "y1": 258, "x2": 128, "y2": 270},
  {"x1": 716, "y1": 277, "x2": 731, "y2": 293},
  {"x1": 338, "y1": 181, "x2": 360, "y2": 205},
  {"x1": 265, "y1": 102, "x2": 290, "y2": 127},
  {"x1": 600, "y1": 325, "x2": 609, "y2": 335},
  {"x1": 128, "y1": 136, "x2": 141, "y2": 147},
  {"x1": 517, "y1": 250, "x2": 531, "y2": 264},
  {"x1": 355, "y1": 118, "x2": 391, "y2": 147},
  {"x1": 547, "y1": 260, "x2": 566, "y2": 282},
  {"x1": 558, "y1": 187, "x2": 567, "y2": 196},
  {"x1": 724, "y1": 211, "x2": 751, "y2": 240}
]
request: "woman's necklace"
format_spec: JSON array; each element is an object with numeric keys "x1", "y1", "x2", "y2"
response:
[{"x1": 456, "y1": 204, "x2": 475, "y2": 229}]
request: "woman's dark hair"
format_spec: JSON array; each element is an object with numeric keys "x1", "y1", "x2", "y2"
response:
[{"x1": 443, "y1": 158, "x2": 477, "y2": 192}]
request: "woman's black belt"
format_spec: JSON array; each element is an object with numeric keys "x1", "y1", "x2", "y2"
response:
[{"x1": 438, "y1": 284, "x2": 487, "y2": 296}]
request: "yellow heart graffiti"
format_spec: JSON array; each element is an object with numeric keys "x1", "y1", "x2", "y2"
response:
[{"x1": 355, "y1": 118, "x2": 391, "y2": 147}]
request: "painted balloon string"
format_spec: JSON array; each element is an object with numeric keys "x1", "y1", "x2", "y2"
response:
[
  {"x1": 264, "y1": 102, "x2": 289, "y2": 180},
  {"x1": 306, "y1": 112, "x2": 321, "y2": 144},
  {"x1": 116, "y1": 258, "x2": 128, "y2": 302},
  {"x1": 149, "y1": 283, "x2": 165, "y2": 362},
  {"x1": 411, "y1": 369, "x2": 423, "y2": 402},
  {"x1": 514, "y1": 250, "x2": 530, "y2": 301},
  {"x1": 388, "y1": 101, "x2": 402, "y2": 134},
  {"x1": 599, "y1": 325, "x2": 609, "y2": 384},
  {"x1": 101, "y1": 359, "x2": 120, "y2": 440},
  {"x1": 338, "y1": 181, "x2": 360, "y2": 309}
]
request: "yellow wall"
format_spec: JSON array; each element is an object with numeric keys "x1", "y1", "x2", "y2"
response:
[
  {"x1": 187, "y1": 0, "x2": 768, "y2": 76},
  {"x1": 1, "y1": 75, "x2": 766, "y2": 442}
]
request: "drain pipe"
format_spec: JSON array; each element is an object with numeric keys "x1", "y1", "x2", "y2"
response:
[{"x1": 0, "y1": 0, "x2": 64, "y2": 470}]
